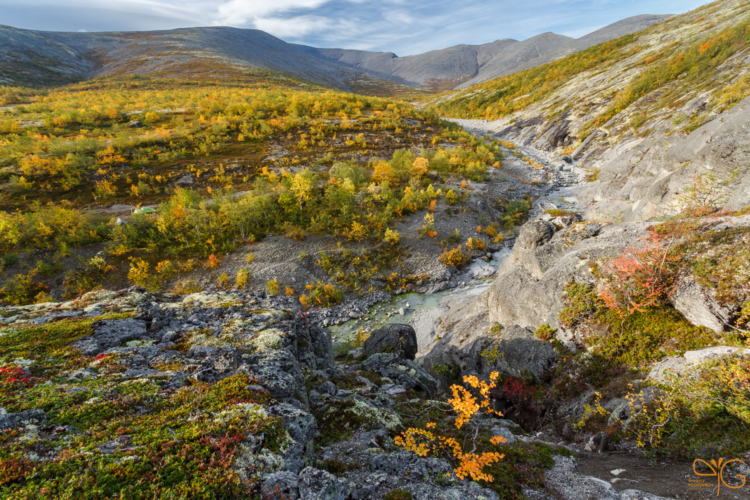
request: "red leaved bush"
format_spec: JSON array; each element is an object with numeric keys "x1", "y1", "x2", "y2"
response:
[
  {"x1": 595, "y1": 233, "x2": 680, "y2": 316},
  {"x1": 0, "y1": 364, "x2": 40, "y2": 391}
]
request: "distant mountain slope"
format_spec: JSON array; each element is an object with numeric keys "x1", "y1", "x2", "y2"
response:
[
  {"x1": 431, "y1": 0, "x2": 750, "y2": 222},
  {"x1": 0, "y1": 26, "x2": 91, "y2": 85},
  {"x1": 461, "y1": 14, "x2": 672, "y2": 86},
  {"x1": 34, "y1": 27, "x2": 377, "y2": 89},
  {"x1": 0, "y1": 14, "x2": 669, "y2": 91},
  {"x1": 313, "y1": 15, "x2": 670, "y2": 90}
]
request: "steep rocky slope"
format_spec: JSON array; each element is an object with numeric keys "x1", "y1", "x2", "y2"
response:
[{"x1": 432, "y1": 0, "x2": 750, "y2": 220}]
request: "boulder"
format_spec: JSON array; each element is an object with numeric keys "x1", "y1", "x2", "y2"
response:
[
  {"x1": 363, "y1": 323, "x2": 418, "y2": 360},
  {"x1": 0, "y1": 408, "x2": 46, "y2": 431},
  {"x1": 503, "y1": 219, "x2": 554, "y2": 266},
  {"x1": 297, "y1": 467, "x2": 352, "y2": 500},
  {"x1": 266, "y1": 403, "x2": 317, "y2": 473},
  {"x1": 491, "y1": 426, "x2": 517, "y2": 444},
  {"x1": 174, "y1": 175, "x2": 194, "y2": 186},
  {"x1": 648, "y1": 346, "x2": 750, "y2": 383},
  {"x1": 480, "y1": 325, "x2": 557, "y2": 382},
  {"x1": 670, "y1": 276, "x2": 735, "y2": 333},
  {"x1": 362, "y1": 353, "x2": 438, "y2": 397},
  {"x1": 261, "y1": 471, "x2": 299, "y2": 499}
]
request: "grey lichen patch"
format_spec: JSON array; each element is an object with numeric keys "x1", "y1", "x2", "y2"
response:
[
  {"x1": 250, "y1": 328, "x2": 285, "y2": 352},
  {"x1": 346, "y1": 399, "x2": 402, "y2": 430}
]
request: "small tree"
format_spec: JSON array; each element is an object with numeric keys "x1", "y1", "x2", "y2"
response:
[
  {"x1": 266, "y1": 277, "x2": 280, "y2": 296},
  {"x1": 235, "y1": 267, "x2": 249, "y2": 289},
  {"x1": 413, "y1": 157, "x2": 429, "y2": 179},
  {"x1": 396, "y1": 372, "x2": 506, "y2": 482}
]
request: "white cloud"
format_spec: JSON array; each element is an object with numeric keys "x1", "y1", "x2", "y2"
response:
[
  {"x1": 253, "y1": 15, "x2": 338, "y2": 38},
  {"x1": 215, "y1": 0, "x2": 333, "y2": 25},
  {"x1": 382, "y1": 9, "x2": 414, "y2": 24}
]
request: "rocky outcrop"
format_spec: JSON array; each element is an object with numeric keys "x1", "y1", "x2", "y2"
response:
[
  {"x1": 580, "y1": 96, "x2": 750, "y2": 221},
  {"x1": 420, "y1": 209, "x2": 750, "y2": 392},
  {"x1": 669, "y1": 276, "x2": 737, "y2": 333},
  {"x1": 648, "y1": 346, "x2": 750, "y2": 383},
  {"x1": 361, "y1": 353, "x2": 438, "y2": 397},
  {"x1": 363, "y1": 323, "x2": 418, "y2": 360}
]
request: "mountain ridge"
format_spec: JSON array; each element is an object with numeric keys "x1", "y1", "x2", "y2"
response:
[{"x1": 0, "y1": 13, "x2": 670, "y2": 92}]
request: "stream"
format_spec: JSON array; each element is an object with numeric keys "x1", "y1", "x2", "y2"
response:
[{"x1": 330, "y1": 118, "x2": 587, "y2": 346}]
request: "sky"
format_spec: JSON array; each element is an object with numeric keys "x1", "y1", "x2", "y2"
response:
[{"x1": 0, "y1": 0, "x2": 708, "y2": 55}]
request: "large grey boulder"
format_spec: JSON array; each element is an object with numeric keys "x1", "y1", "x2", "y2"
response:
[
  {"x1": 670, "y1": 276, "x2": 736, "y2": 333},
  {"x1": 496, "y1": 219, "x2": 554, "y2": 276},
  {"x1": 481, "y1": 325, "x2": 557, "y2": 381},
  {"x1": 363, "y1": 323, "x2": 418, "y2": 360},
  {"x1": 648, "y1": 346, "x2": 750, "y2": 383}
]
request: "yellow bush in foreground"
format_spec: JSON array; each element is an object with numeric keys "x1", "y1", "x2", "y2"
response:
[{"x1": 396, "y1": 372, "x2": 507, "y2": 482}]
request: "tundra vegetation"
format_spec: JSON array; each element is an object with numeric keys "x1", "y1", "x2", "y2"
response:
[
  {"x1": 0, "y1": 76, "x2": 506, "y2": 304},
  {"x1": 1, "y1": 1, "x2": 749, "y2": 497}
]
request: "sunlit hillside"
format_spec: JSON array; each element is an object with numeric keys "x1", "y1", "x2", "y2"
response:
[
  {"x1": 429, "y1": 0, "x2": 750, "y2": 148},
  {"x1": 0, "y1": 76, "x2": 509, "y2": 304}
]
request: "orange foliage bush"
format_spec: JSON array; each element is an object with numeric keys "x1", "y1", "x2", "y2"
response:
[
  {"x1": 395, "y1": 372, "x2": 506, "y2": 482},
  {"x1": 595, "y1": 233, "x2": 679, "y2": 316}
]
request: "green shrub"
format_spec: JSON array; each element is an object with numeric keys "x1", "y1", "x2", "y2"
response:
[
  {"x1": 384, "y1": 489, "x2": 412, "y2": 500},
  {"x1": 0, "y1": 270, "x2": 50, "y2": 305},
  {"x1": 534, "y1": 324, "x2": 557, "y2": 341}
]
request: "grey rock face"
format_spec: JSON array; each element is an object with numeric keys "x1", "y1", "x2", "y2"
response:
[
  {"x1": 72, "y1": 318, "x2": 148, "y2": 356},
  {"x1": 545, "y1": 455, "x2": 676, "y2": 500},
  {"x1": 267, "y1": 403, "x2": 317, "y2": 474},
  {"x1": 487, "y1": 219, "x2": 652, "y2": 341},
  {"x1": 363, "y1": 323, "x2": 418, "y2": 360},
  {"x1": 0, "y1": 408, "x2": 46, "y2": 431},
  {"x1": 581, "y1": 95, "x2": 750, "y2": 222},
  {"x1": 362, "y1": 353, "x2": 438, "y2": 397},
  {"x1": 648, "y1": 346, "x2": 750, "y2": 383},
  {"x1": 261, "y1": 471, "x2": 299, "y2": 499},
  {"x1": 483, "y1": 326, "x2": 557, "y2": 381},
  {"x1": 298, "y1": 467, "x2": 353, "y2": 500},
  {"x1": 491, "y1": 426, "x2": 517, "y2": 444},
  {"x1": 670, "y1": 276, "x2": 736, "y2": 333}
]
